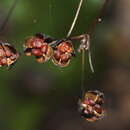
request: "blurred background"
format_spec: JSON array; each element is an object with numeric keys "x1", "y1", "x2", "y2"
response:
[{"x1": 0, "y1": 0, "x2": 130, "y2": 130}]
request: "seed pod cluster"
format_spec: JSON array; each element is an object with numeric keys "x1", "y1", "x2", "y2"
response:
[
  {"x1": 24, "y1": 33, "x2": 75, "y2": 67},
  {"x1": 24, "y1": 33, "x2": 53, "y2": 63},
  {"x1": 79, "y1": 90, "x2": 105, "y2": 122},
  {"x1": 52, "y1": 40, "x2": 74, "y2": 67},
  {"x1": 0, "y1": 42, "x2": 19, "y2": 67}
]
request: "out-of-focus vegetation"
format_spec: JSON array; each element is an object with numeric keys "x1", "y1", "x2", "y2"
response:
[{"x1": 0, "y1": 0, "x2": 130, "y2": 130}]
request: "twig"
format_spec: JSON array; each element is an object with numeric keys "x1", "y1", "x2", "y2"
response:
[
  {"x1": 67, "y1": 0, "x2": 84, "y2": 38},
  {"x1": 87, "y1": 0, "x2": 111, "y2": 73},
  {"x1": 70, "y1": 0, "x2": 111, "y2": 73},
  {"x1": 81, "y1": 48, "x2": 85, "y2": 97}
]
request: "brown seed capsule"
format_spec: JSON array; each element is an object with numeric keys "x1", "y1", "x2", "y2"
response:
[
  {"x1": 52, "y1": 40, "x2": 74, "y2": 67},
  {"x1": 24, "y1": 36, "x2": 44, "y2": 49},
  {"x1": 52, "y1": 51, "x2": 71, "y2": 67},
  {"x1": 0, "y1": 57, "x2": 7, "y2": 65},
  {"x1": 0, "y1": 48, "x2": 6, "y2": 57},
  {"x1": 57, "y1": 41, "x2": 73, "y2": 53},
  {"x1": 24, "y1": 33, "x2": 53, "y2": 63},
  {"x1": 31, "y1": 49, "x2": 43, "y2": 56},
  {"x1": 79, "y1": 90, "x2": 105, "y2": 122},
  {"x1": 0, "y1": 42, "x2": 19, "y2": 67}
]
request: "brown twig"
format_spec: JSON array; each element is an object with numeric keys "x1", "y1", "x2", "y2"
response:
[
  {"x1": 66, "y1": 0, "x2": 84, "y2": 38},
  {"x1": 69, "y1": 0, "x2": 111, "y2": 74}
]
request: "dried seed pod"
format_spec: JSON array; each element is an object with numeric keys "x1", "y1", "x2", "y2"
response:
[
  {"x1": 56, "y1": 41, "x2": 73, "y2": 53},
  {"x1": 79, "y1": 90, "x2": 105, "y2": 122},
  {"x1": 0, "y1": 42, "x2": 19, "y2": 67},
  {"x1": 24, "y1": 33, "x2": 53, "y2": 63},
  {"x1": 52, "y1": 40, "x2": 74, "y2": 67}
]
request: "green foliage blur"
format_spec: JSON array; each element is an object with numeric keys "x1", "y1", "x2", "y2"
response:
[{"x1": 0, "y1": 0, "x2": 130, "y2": 130}]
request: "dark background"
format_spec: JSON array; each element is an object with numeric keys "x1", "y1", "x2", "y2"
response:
[{"x1": 0, "y1": 0, "x2": 130, "y2": 130}]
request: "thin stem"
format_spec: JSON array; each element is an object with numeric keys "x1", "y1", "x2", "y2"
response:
[
  {"x1": 70, "y1": 0, "x2": 111, "y2": 73},
  {"x1": 88, "y1": 48, "x2": 94, "y2": 73},
  {"x1": 0, "y1": 0, "x2": 19, "y2": 34},
  {"x1": 86, "y1": 35, "x2": 94, "y2": 73},
  {"x1": 70, "y1": 34, "x2": 86, "y2": 41},
  {"x1": 81, "y1": 49, "x2": 85, "y2": 97},
  {"x1": 67, "y1": 0, "x2": 84, "y2": 38},
  {"x1": 71, "y1": 34, "x2": 94, "y2": 73},
  {"x1": 86, "y1": 0, "x2": 111, "y2": 73}
]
